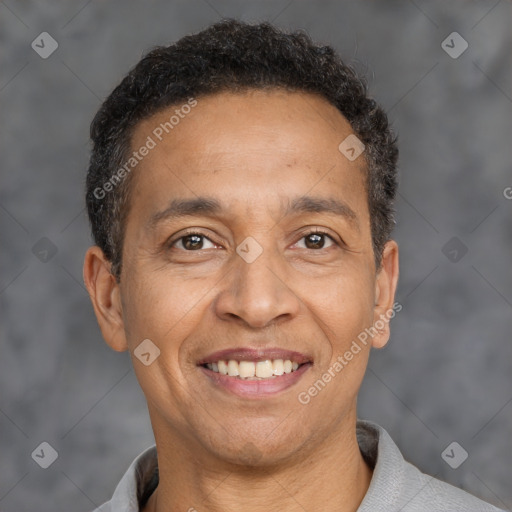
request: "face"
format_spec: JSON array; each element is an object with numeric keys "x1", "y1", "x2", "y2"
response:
[{"x1": 84, "y1": 89, "x2": 398, "y2": 467}]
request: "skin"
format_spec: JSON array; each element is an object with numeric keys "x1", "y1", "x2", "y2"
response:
[{"x1": 84, "y1": 89, "x2": 399, "y2": 512}]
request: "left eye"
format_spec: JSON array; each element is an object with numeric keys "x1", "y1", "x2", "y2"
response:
[{"x1": 295, "y1": 232, "x2": 336, "y2": 250}]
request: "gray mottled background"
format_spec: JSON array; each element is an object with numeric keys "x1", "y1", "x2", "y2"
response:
[{"x1": 1, "y1": 1, "x2": 511, "y2": 511}]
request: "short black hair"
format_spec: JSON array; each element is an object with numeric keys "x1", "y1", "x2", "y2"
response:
[{"x1": 86, "y1": 19, "x2": 398, "y2": 281}]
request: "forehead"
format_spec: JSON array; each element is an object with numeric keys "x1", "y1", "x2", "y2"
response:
[
  {"x1": 127, "y1": 89, "x2": 368, "y2": 225},
  {"x1": 134, "y1": 89, "x2": 355, "y2": 149}
]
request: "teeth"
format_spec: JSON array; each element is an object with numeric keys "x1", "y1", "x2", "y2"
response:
[
  {"x1": 256, "y1": 360, "x2": 273, "y2": 378},
  {"x1": 239, "y1": 361, "x2": 255, "y2": 378},
  {"x1": 227, "y1": 360, "x2": 239, "y2": 377},
  {"x1": 272, "y1": 359, "x2": 284, "y2": 376},
  {"x1": 218, "y1": 360, "x2": 228, "y2": 375},
  {"x1": 204, "y1": 358, "x2": 304, "y2": 379}
]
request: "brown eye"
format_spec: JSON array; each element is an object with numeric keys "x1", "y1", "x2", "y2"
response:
[
  {"x1": 172, "y1": 233, "x2": 216, "y2": 251},
  {"x1": 296, "y1": 231, "x2": 335, "y2": 250}
]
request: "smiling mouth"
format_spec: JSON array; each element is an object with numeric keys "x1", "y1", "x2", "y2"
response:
[{"x1": 201, "y1": 358, "x2": 306, "y2": 380}]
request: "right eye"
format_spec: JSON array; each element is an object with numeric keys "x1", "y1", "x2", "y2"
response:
[{"x1": 170, "y1": 232, "x2": 218, "y2": 251}]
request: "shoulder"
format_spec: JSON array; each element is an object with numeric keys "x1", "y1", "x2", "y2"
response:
[
  {"x1": 356, "y1": 419, "x2": 505, "y2": 512},
  {"x1": 89, "y1": 444, "x2": 158, "y2": 512},
  {"x1": 399, "y1": 458, "x2": 505, "y2": 512}
]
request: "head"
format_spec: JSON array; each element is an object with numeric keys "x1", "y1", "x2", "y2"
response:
[{"x1": 84, "y1": 20, "x2": 399, "y2": 466}]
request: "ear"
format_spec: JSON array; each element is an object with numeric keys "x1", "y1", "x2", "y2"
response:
[
  {"x1": 83, "y1": 246, "x2": 128, "y2": 352},
  {"x1": 371, "y1": 240, "x2": 400, "y2": 349}
]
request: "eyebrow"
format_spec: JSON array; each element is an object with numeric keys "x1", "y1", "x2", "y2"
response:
[
  {"x1": 147, "y1": 195, "x2": 359, "y2": 231},
  {"x1": 285, "y1": 196, "x2": 359, "y2": 230}
]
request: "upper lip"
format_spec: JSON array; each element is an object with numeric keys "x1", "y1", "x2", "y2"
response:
[{"x1": 197, "y1": 347, "x2": 312, "y2": 366}]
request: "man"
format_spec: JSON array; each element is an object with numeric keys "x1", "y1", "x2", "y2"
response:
[{"x1": 83, "y1": 19, "x2": 504, "y2": 512}]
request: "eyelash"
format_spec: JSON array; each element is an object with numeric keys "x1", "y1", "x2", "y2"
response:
[{"x1": 168, "y1": 228, "x2": 338, "y2": 251}]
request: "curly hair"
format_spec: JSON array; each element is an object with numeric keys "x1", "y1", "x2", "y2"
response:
[{"x1": 86, "y1": 19, "x2": 398, "y2": 281}]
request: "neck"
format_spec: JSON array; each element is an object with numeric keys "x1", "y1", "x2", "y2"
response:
[{"x1": 143, "y1": 411, "x2": 372, "y2": 512}]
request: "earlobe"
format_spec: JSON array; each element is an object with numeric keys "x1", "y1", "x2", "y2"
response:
[
  {"x1": 83, "y1": 246, "x2": 128, "y2": 352},
  {"x1": 371, "y1": 240, "x2": 399, "y2": 349}
]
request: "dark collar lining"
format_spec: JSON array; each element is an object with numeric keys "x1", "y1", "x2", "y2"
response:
[{"x1": 136, "y1": 451, "x2": 159, "y2": 509}]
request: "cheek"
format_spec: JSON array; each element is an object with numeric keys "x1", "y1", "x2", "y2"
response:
[
  {"x1": 120, "y1": 268, "x2": 174, "y2": 348},
  {"x1": 121, "y1": 273, "x2": 203, "y2": 409},
  {"x1": 308, "y1": 268, "x2": 375, "y2": 339},
  {"x1": 121, "y1": 266, "x2": 211, "y2": 351},
  {"x1": 305, "y1": 275, "x2": 374, "y2": 413}
]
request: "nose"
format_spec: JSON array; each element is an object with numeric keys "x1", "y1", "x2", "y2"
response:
[{"x1": 214, "y1": 244, "x2": 301, "y2": 329}]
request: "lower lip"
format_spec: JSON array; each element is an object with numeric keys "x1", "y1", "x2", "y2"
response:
[{"x1": 199, "y1": 363, "x2": 312, "y2": 399}]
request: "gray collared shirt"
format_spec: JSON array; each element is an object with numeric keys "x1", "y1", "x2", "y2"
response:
[{"x1": 91, "y1": 419, "x2": 505, "y2": 512}]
